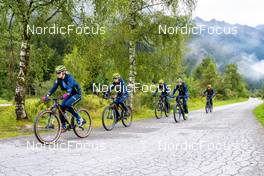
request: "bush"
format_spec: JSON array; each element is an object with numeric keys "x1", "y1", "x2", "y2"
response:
[{"x1": 0, "y1": 106, "x2": 16, "y2": 131}]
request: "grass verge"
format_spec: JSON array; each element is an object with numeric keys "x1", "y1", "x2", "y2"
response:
[{"x1": 254, "y1": 103, "x2": 264, "y2": 127}]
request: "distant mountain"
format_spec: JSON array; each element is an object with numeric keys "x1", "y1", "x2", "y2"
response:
[
  {"x1": 186, "y1": 17, "x2": 264, "y2": 88},
  {"x1": 256, "y1": 25, "x2": 264, "y2": 31}
]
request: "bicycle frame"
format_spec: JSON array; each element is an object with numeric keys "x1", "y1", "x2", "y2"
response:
[
  {"x1": 175, "y1": 96, "x2": 184, "y2": 108},
  {"x1": 156, "y1": 95, "x2": 168, "y2": 109},
  {"x1": 206, "y1": 97, "x2": 213, "y2": 106},
  {"x1": 46, "y1": 98, "x2": 74, "y2": 127},
  {"x1": 108, "y1": 98, "x2": 126, "y2": 120},
  {"x1": 159, "y1": 95, "x2": 166, "y2": 103}
]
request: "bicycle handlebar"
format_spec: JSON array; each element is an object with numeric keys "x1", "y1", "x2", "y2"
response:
[
  {"x1": 44, "y1": 96, "x2": 63, "y2": 102},
  {"x1": 170, "y1": 95, "x2": 185, "y2": 99}
]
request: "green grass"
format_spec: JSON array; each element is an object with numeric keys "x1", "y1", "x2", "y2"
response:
[
  {"x1": 188, "y1": 97, "x2": 248, "y2": 111},
  {"x1": 0, "y1": 99, "x2": 11, "y2": 104},
  {"x1": 0, "y1": 96, "x2": 248, "y2": 139},
  {"x1": 254, "y1": 103, "x2": 264, "y2": 127}
]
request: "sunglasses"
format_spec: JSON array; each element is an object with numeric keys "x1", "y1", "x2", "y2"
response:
[{"x1": 56, "y1": 71, "x2": 63, "y2": 74}]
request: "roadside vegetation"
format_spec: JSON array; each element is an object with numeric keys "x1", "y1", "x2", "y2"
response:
[
  {"x1": 254, "y1": 103, "x2": 264, "y2": 127},
  {"x1": 0, "y1": 96, "x2": 248, "y2": 139}
]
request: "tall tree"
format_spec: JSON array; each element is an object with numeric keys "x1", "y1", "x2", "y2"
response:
[
  {"x1": 1, "y1": 0, "x2": 73, "y2": 119},
  {"x1": 127, "y1": 0, "x2": 137, "y2": 107},
  {"x1": 127, "y1": 0, "x2": 196, "y2": 107},
  {"x1": 194, "y1": 57, "x2": 220, "y2": 88},
  {"x1": 223, "y1": 64, "x2": 249, "y2": 98}
]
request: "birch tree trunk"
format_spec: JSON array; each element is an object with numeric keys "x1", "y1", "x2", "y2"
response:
[
  {"x1": 128, "y1": 0, "x2": 137, "y2": 108},
  {"x1": 15, "y1": 20, "x2": 30, "y2": 120}
]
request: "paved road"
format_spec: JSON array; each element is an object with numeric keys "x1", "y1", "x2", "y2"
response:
[{"x1": 0, "y1": 98, "x2": 264, "y2": 176}]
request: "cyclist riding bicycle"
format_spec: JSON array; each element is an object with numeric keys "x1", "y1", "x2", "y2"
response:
[
  {"x1": 203, "y1": 84, "x2": 216, "y2": 107},
  {"x1": 153, "y1": 79, "x2": 170, "y2": 112},
  {"x1": 105, "y1": 73, "x2": 129, "y2": 116},
  {"x1": 42, "y1": 65, "x2": 83, "y2": 131},
  {"x1": 170, "y1": 78, "x2": 189, "y2": 117}
]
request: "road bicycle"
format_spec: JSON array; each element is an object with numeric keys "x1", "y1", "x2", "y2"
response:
[
  {"x1": 154, "y1": 95, "x2": 170, "y2": 119},
  {"x1": 34, "y1": 97, "x2": 92, "y2": 144},
  {"x1": 172, "y1": 96, "x2": 187, "y2": 123},
  {"x1": 102, "y1": 95, "x2": 132, "y2": 131}
]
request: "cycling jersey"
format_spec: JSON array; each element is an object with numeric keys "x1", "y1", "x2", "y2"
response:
[
  {"x1": 204, "y1": 88, "x2": 215, "y2": 98},
  {"x1": 48, "y1": 74, "x2": 81, "y2": 96},
  {"x1": 153, "y1": 83, "x2": 170, "y2": 96},
  {"x1": 172, "y1": 83, "x2": 189, "y2": 98},
  {"x1": 108, "y1": 78, "x2": 128, "y2": 98}
]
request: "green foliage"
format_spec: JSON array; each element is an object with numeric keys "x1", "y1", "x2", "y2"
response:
[
  {"x1": 194, "y1": 57, "x2": 220, "y2": 88},
  {"x1": 193, "y1": 57, "x2": 249, "y2": 100},
  {"x1": 222, "y1": 64, "x2": 249, "y2": 98},
  {"x1": 254, "y1": 103, "x2": 264, "y2": 127}
]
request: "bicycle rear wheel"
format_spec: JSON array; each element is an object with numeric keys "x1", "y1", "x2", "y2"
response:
[
  {"x1": 34, "y1": 110, "x2": 61, "y2": 144},
  {"x1": 205, "y1": 102, "x2": 209, "y2": 113},
  {"x1": 205, "y1": 102, "x2": 213, "y2": 114},
  {"x1": 73, "y1": 108, "x2": 93, "y2": 138},
  {"x1": 122, "y1": 106, "x2": 133, "y2": 127},
  {"x1": 155, "y1": 102, "x2": 164, "y2": 119},
  {"x1": 102, "y1": 106, "x2": 116, "y2": 131},
  {"x1": 210, "y1": 105, "x2": 213, "y2": 113},
  {"x1": 182, "y1": 109, "x2": 187, "y2": 120}
]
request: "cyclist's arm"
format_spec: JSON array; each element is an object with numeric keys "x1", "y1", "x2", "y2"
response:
[
  {"x1": 184, "y1": 85, "x2": 189, "y2": 98},
  {"x1": 212, "y1": 89, "x2": 216, "y2": 98},
  {"x1": 153, "y1": 87, "x2": 158, "y2": 96},
  {"x1": 164, "y1": 84, "x2": 170, "y2": 95},
  {"x1": 107, "y1": 83, "x2": 115, "y2": 94},
  {"x1": 170, "y1": 86, "x2": 179, "y2": 97},
  {"x1": 171, "y1": 86, "x2": 178, "y2": 96},
  {"x1": 47, "y1": 80, "x2": 59, "y2": 96},
  {"x1": 203, "y1": 89, "x2": 207, "y2": 96}
]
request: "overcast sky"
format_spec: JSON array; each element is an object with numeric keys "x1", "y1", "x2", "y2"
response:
[{"x1": 194, "y1": 0, "x2": 264, "y2": 27}]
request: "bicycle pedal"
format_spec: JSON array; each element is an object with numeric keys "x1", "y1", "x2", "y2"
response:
[
  {"x1": 66, "y1": 125, "x2": 73, "y2": 130},
  {"x1": 45, "y1": 124, "x2": 55, "y2": 129}
]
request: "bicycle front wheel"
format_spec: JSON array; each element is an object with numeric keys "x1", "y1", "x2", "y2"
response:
[
  {"x1": 73, "y1": 108, "x2": 93, "y2": 138},
  {"x1": 155, "y1": 102, "x2": 164, "y2": 119},
  {"x1": 34, "y1": 110, "x2": 61, "y2": 144},
  {"x1": 122, "y1": 106, "x2": 133, "y2": 127},
  {"x1": 102, "y1": 106, "x2": 116, "y2": 131},
  {"x1": 165, "y1": 103, "x2": 170, "y2": 117},
  {"x1": 173, "y1": 105, "x2": 182, "y2": 123}
]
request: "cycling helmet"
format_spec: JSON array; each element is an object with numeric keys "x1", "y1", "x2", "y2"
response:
[
  {"x1": 113, "y1": 73, "x2": 120, "y2": 79},
  {"x1": 177, "y1": 78, "x2": 183, "y2": 83},
  {"x1": 55, "y1": 65, "x2": 66, "y2": 73}
]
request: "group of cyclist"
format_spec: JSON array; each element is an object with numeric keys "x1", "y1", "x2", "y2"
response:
[
  {"x1": 153, "y1": 78, "x2": 190, "y2": 117},
  {"x1": 42, "y1": 65, "x2": 216, "y2": 131}
]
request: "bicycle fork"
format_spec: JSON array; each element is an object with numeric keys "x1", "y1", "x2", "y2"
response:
[{"x1": 45, "y1": 110, "x2": 56, "y2": 129}]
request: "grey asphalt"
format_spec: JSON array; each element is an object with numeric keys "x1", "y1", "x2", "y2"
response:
[{"x1": 0, "y1": 98, "x2": 263, "y2": 176}]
